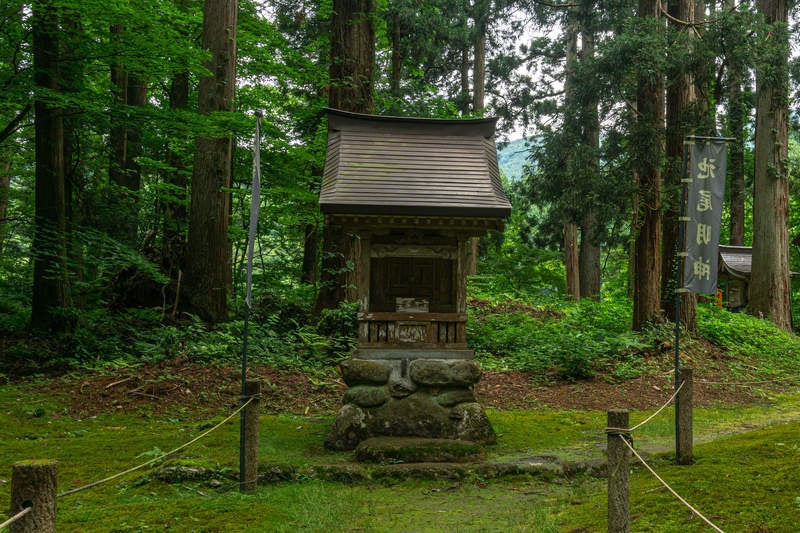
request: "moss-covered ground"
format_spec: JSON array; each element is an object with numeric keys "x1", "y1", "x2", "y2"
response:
[{"x1": 2, "y1": 380, "x2": 799, "y2": 532}]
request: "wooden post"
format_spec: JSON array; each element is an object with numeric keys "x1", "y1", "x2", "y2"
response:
[
  {"x1": 10, "y1": 460, "x2": 57, "y2": 533},
  {"x1": 607, "y1": 409, "x2": 630, "y2": 533},
  {"x1": 676, "y1": 367, "x2": 693, "y2": 465},
  {"x1": 240, "y1": 380, "x2": 260, "y2": 492}
]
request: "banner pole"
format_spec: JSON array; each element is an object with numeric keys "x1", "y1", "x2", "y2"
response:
[
  {"x1": 240, "y1": 110, "x2": 262, "y2": 489},
  {"x1": 675, "y1": 138, "x2": 691, "y2": 461}
]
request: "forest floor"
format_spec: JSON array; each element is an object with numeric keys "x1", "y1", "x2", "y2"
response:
[{"x1": 39, "y1": 339, "x2": 790, "y2": 420}]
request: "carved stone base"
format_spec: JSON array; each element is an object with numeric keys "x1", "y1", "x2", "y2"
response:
[{"x1": 325, "y1": 358, "x2": 496, "y2": 451}]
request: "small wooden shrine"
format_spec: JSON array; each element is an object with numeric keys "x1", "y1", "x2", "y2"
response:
[
  {"x1": 320, "y1": 109, "x2": 511, "y2": 450},
  {"x1": 718, "y1": 245, "x2": 799, "y2": 310}
]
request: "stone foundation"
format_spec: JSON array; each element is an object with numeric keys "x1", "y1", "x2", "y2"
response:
[{"x1": 325, "y1": 358, "x2": 496, "y2": 450}]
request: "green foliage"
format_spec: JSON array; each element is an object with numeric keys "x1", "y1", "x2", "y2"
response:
[
  {"x1": 0, "y1": 296, "x2": 355, "y2": 375},
  {"x1": 467, "y1": 296, "x2": 664, "y2": 381},
  {"x1": 472, "y1": 243, "x2": 565, "y2": 300},
  {"x1": 697, "y1": 304, "x2": 800, "y2": 377}
]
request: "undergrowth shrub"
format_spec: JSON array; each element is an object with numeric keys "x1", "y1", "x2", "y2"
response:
[
  {"x1": 697, "y1": 305, "x2": 800, "y2": 375},
  {"x1": 468, "y1": 296, "x2": 669, "y2": 381},
  {"x1": 472, "y1": 244, "x2": 565, "y2": 300}
]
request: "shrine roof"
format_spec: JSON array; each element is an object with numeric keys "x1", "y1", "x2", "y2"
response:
[
  {"x1": 319, "y1": 109, "x2": 512, "y2": 218},
  {"x1": 718, "y1": 245, "x2": 800, "y2": 280}
]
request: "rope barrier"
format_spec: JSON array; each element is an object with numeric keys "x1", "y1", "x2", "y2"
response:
[
  {"x1": 605, "y1": 380, "x2": 685, "y2": 435},
  {"x1": 630, "y1": 379, "x2": 685, "y2": 432},
  {"x1": 697, "y1": 374, "x2": 800, "y2": 386},
  {"x1": 57, "y1": 397, "x2": 254, "y2": 498},
  {"x1": 620, "y1": 435, "x2": 726, "y2": 533},
  {"x1": 0, "y1": 506, "x2": 31, "y2": 531}
]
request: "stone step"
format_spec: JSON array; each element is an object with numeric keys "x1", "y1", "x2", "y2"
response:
[{"x1": 354, "y1": 436, "x2": 486, "y2": 464}]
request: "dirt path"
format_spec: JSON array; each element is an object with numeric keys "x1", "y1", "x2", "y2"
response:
[{"x1": 42, "y1": 355, "x2": 788, "y2": 419}]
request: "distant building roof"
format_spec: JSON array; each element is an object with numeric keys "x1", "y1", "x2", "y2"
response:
[
  {"x1": 319, "y1": 108, "x2": 512, "y2": 218},
  {"x1": 718, "y1": 245, "x2": 799, "y2": 280}
]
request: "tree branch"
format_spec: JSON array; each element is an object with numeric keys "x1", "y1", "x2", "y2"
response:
[{"x1": 0, "y1": 103, "x2": 32, "y2": 145}]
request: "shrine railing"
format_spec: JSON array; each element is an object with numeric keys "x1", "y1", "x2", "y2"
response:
[{"x1": 357, "y1": 312, "x2": 468, "y2": 349}]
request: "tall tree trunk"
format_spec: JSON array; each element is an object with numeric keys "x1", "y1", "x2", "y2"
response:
[
  {"x1": 579, "y1": 214, "x2": 601, "y2": 299},
  {"x1": 389, "y1": 10, "x2": 401, "y2": 103},
  {"x1": 125, "y1": 73, "x2": 147, "y2": 194},
  {"x1": 472, "y1": 0, "x2": 488, "y2": 113},
  {"x1": 61, "y1": 7, "x2": 85, "y2": 308},
  {"x1": 328, "y1": 0, "x2": 376, "y2": 113},
  {"x1": 750, "y1": 0, "x2": 791, "y2": 330},
  {"x1": 31, "y1": 2, "x2": 71, "y2": 331},
  {"x1": 662, "y1": 0, "x2": 697, "y2": 329},
  {"x1": 0, "y1": 161, "x2": 10, "y2": 253},
  {"x1": 578, "y1": 3, "x2": 601, "y2": 300},
  {"x1": 632, "y1": 0, "x2": 664, "y2": 331},
  {"x1": 108, "y1": 23, "x2": 138, "y2": 246},
  {"x1": 727, "y1": 78, "x2": 746, "y2": 246},
  {"x1": 316, "y1": 0, "x2": 376, "y2": 312},
  {"x1": 184, "y1": 0, "x2": 238, "y2": 322},
  {"x1": 459, "y1": 48, "x2": 471, "y2": 114},
  {"x1": 301, "y1": 224, "x2": 317, "y2": 284},
  {"x1": 562, "y1": 4, "x2": 580, "y2": 297},
  {"x1": 162, "y1": 71, "x2": 190, "y2": 281},
  {"x1": 726, "y1": 0, "x2": 746, "y2": 246},
  {"x1": 466, "y1": 1, "x2": 489, "y2": 276},
  {"x1": 564, "y1": 220, "x2": 580, "y2": 299}
]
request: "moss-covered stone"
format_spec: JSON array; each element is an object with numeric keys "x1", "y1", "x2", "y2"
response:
[
  {"x1": 452, "y1": 402, "x2": 496, "y2": 444},
  {"x1": 343, "y1": 385, "x2": 389, "y2": 407},
  {"x1": 303, "y1": 464, "x2": 371, "y2": 483},
  {"x1": 435, "y1": 389, "x2": 476, "y2": 407},
  {"x1": 388, "y1": 378, "x2": 417, "y2": 398},
  {"x1": 340, "y1": 359, "x2": 390, "y2": 386},
  {"x1": 409, "y1": 359, "x2": 481, "y2": 387},
  {"x1": 325, "y1": 403, "x2": 369, "y2": 451},
  {"x1": 258, "y1": 463, "x2": 296, "y2": 483},
  {"x1": 154, "y1": 465, "x2": 217, "y2": 483},
  {"x1": 354, "y1": 437, "x2": 485, "y2": 463}
]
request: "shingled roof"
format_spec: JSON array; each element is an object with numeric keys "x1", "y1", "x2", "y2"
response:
[
  {"x1": 719, "y1": 245, "x2": 799, "y2": 280},
  {"x1": 319, "y1": 109, "x2": 511, "y2": 218}
]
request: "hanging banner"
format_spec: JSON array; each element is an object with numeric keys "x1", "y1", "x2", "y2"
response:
[
  {"x1": 682, "y1": 139, "x2": 727, "y2": 294},
  {"x1": 245, "y1": 112, "x2": 262, "y2": 310}
]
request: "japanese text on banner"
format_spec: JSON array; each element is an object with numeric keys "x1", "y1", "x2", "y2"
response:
[{"x1": 682, "y1": 140, "x2": 727, "y2": 294}]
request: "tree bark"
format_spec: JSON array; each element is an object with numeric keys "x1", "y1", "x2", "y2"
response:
[
  {"x1": 564, "y1": 220, "x2": 580, "y2": 299},
  {"x1": 317, "y1": 0, "x2": 375, "y2": 312},
  {"x1": 727, "y1": 78, "x2": 746, "y2": 246},
  {"x1": 459, "y1": 48, "x2": 471, "y2": 114},
  {"x1": 662, "y1": 0, "x2": 697, "y2": 330},
  {"x1": 578, "y1": 7, "x2": 601, "y2": 300},
  {"x1": 472, "y1": 0, "x2": 488, "y2": 113},
  {"x1": 328, "y1": 0, "x2": 376, "y2": 113},
  {"x1": 562, "y1": 6, "x2": 580, "y2": 299},
  {"x1": 61, "y1": 7, "x2": 85, "y2": 308},
  {"x1": 0, "y1": 161, "x2": 10, "y2": 253},
  {"x1": 390, "y1": 10, "x2": 402, "y2": 102},
  {"x1": 184, "y1": 0, "x2": 237, "y2": 322},
  {"x1": 162, "y1": 71, "x2": 190, "y2": 281},
  {"x1": 108, "y1": 23, "x2": 138, "y2": 246},
  {"x1": 726, "y1": 0, "x2": 746, "y2": 246},
  {"x1": 579, "y1": 214, "x2": 601, "y2": 299},
  {"x1": 632, "y1": 0, "x2": 663, "y2": 331},
  {"x1": 464, "y1": 2, "x2": 489, "y2": 276},
  {"x1": 31, "y1": 1, "x2": 71, "y2": 331},
  {"x1": 301, "y1": 223, "x2": 317, "y2": 284},
  {"x1": 750, "y1": 0, "x2": 791, "y2": 330}
]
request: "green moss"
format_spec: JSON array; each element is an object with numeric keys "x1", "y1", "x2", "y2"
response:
[{"x1": 1, "y1": 383, "x2": 799, "y2": 531}]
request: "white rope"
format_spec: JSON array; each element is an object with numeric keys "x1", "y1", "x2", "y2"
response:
[
  {"x1": 620, "y1": 435, "x2": 725, "y2": 533},
  {"x1": 698, "y1": 374, "x2": 800, "y2": 386},
  {"x1": 0, "y1": 506, "x2": 31, "y2": 531},
  {"x1": 58, "y1": 398, "x2": 253, "y2": 497},
  {"x1": 630, "y1": 379, "x2": 685, "y2": 432}
]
